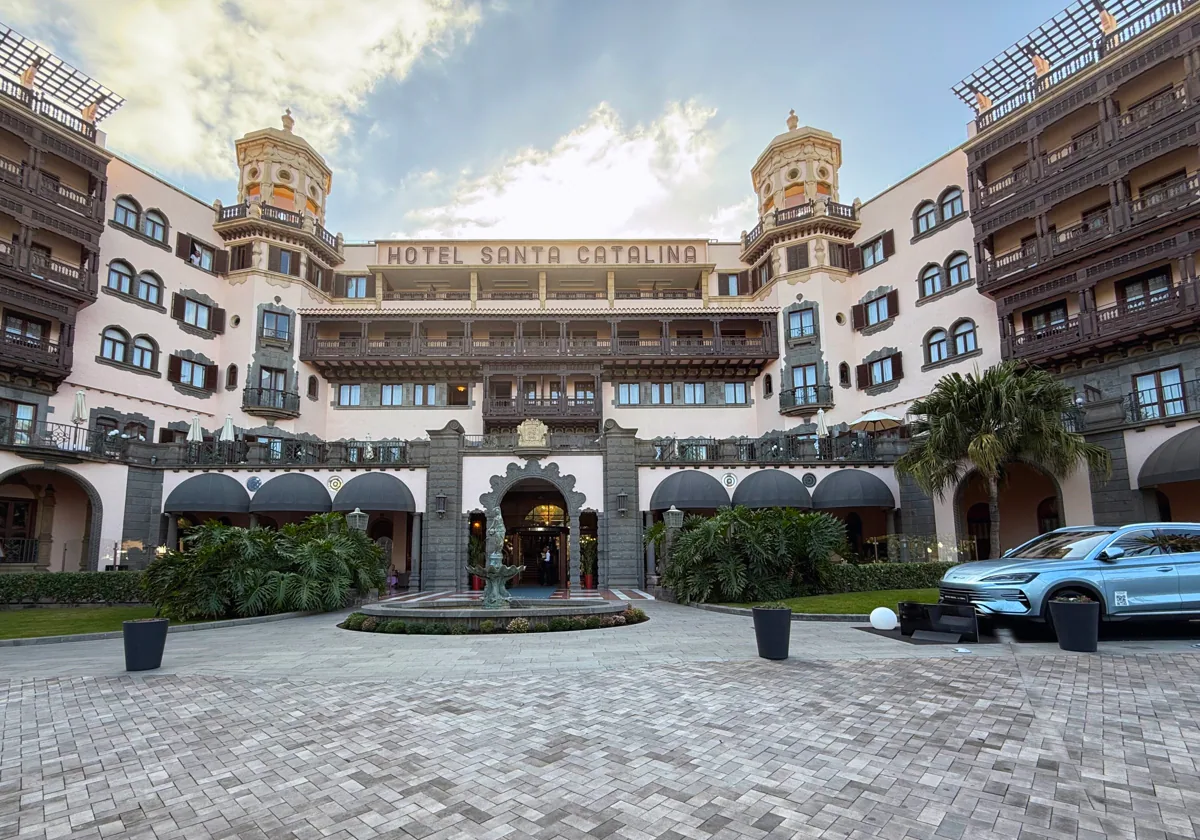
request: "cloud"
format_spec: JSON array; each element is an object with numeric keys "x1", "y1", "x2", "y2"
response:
[
  {"x1": 397, "y1": 101, "x2": 734, "y2": 238},
  {"x1": 707, "y1": 196, "x2": 757, "y2": 241},
  {"x1": 6, "y1": 0, "x2": 482, "y2": 178}
]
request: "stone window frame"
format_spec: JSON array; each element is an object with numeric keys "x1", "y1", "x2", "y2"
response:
[
  {"x1": 921, "y1": 319, "x2": 983, "y2": 372},
  {"x1": 915, "y1": 251, "x2": 975, "y2": 306},
  {"x1": 909, "y1": 185, "x2": 968, "y2": 244}
]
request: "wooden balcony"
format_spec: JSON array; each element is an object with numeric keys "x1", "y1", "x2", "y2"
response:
[
  {"x1": 739, "y1": 199, "x2": 858, "y2": 261},
  {"x1": 1118, "y1": 83, "x2": 1189, "y2": 139},
  {"x1": 482, "y1": 396, "x2": 600, "y2": 421},
  {"x1": 636, "y1": 433, "x2": 907, "y2": 466},
  {"x1": 1042, "y1": 126, "x2": 1100, "y2": 176},
  {"x1": 1129, "y1": 173, "x2": 1200, "y2": 225},
  {"x1": 976, "y1": 166, "x2": 1029, "y2": 210},
  {"x1": 0, "y1": 239, "x2": 96, "y2": 300},
  {"x1": 0, "y1": 153, "x2": 104, "y2": 236},
  {"x1": 0, "y1": 77, "x2": 97, "y2": 142},
  {"x1": 983, "y1": 241, "x2": 1039, "y2": 283},
  {"x1": 213, "y1": 201, "x2": 343, "y2": 263},
  {"x1": 0, "y1": 330, "x2": 71, "y2": 381}
]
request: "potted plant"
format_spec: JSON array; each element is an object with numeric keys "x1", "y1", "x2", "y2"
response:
[
  {"x1": 580, "y1": 535, "x2": 598, "y2": 590},
  {"x1": 1048, "y1": 592, "x2": 1099, "y2": 653},
  {"x1": 751, "y1": 601, "x2": 792, "y2": 660},
  {"x1": 123, "y1": 617, "x2": 169, "y2": 671},
  {"x1": 468, "y1": 531, "x2": 485, "y2": 591}
]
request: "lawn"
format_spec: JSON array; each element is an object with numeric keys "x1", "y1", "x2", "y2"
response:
[
  {"x1": 0, "y1": 605, "x2": 166, "y2": 640},
  {"x1": 727, "y1": 588, "x2": 939, "y2": 614}
]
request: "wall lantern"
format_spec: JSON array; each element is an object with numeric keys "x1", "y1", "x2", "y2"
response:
[
  {"x1": 435, "y1": 493, "x2": 447, "y2": 518},
  {"x1": 346, "y1": 507, "x2": 369, "y2": 532},
  {"x1": 616, "y1": 492, "x2": 628, "y2": 517}
]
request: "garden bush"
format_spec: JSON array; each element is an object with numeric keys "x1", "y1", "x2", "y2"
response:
[
  {"x1": 426, "y1": 623, "x2": 449, "y2": 635},
  {"x1": 530, "y1": 622, "x2": 549, "y2": 633},
  {"x1": 0, "y1": 571, "x2": 147, "y2": 605},
  {"x1": 449, "y1": 624, "x2": 469, "y2": 635},
  {"x1": 360, "y1": 617, "x2": 378, "y2": 632},
  {"x1": 479, "y1": 619, "x2": 498, "y2": 634},
  {"x1": 406, "y1": 623, "x2": 426, "y2": 635},
  {"x1": 584, "y1": 616, "x2": 602, "y2": 629},
  {"x1": 344, "y1": 613, "x2": 367, "y2": 630},
  {"x1": 382, "y1": 620, "x2": 406, "y2": 634},
  {"x1": 548, "y1": 617, "x2": 569, "y2": 632},
  {"x1": 569, "y1": 616, "x2": 587, "y2": 630},
  {"x1": 506, "y1": 617, "x2": 529, "y2": 633},
  {"x1": 818, "y1": 562, "x2": 956, "y2": 594},
  {"x1": 623, "y1": 607, "x2": 647, "y2": 624}
]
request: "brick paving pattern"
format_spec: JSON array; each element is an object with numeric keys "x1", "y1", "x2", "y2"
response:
[{"x1": 2, "y1": 604, "x2": 1200, "y2": 838}]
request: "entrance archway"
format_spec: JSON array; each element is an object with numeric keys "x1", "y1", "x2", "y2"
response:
[
  {"x1": 496, "y1": 479, "x2": 569, "y2": 587},
  {"x1": 0, "y1": 465, "x2": 103, "y2": 571},
  {"x1": 955, "y1": 463, "x2": 1062, "y2": 560}
]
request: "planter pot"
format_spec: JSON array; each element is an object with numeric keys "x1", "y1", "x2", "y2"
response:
[
  {"x1": 751, "y1": 608, "x2": 791, "y2": 660},
  {"x1": 582, "y1": 573, "x2": 595, "y2": 590},
  {"x1": 1049, "y1": 600, "x2": 1100, "y2": 653},
  {"x1": 470, "y1": 575, "x2": 483, "y2": 591},
  {"x1": 123, "y1": 618, "x2": 168, "y2": 671}
]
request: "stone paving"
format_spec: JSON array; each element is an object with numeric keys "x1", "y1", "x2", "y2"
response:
[{"x1": 2, "y1": 602, "x2": 1200, "y2": 838}]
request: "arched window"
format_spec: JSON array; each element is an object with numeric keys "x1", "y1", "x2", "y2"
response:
[
  {"x1": 926, "y1": 329, "x2": 948, "y2": 364},
  {"x1": 142, "y1": 210, "x2": 167, "y2": 243},
  {"x1": 226, "y1": 364, "x2": 238, "y2": 390},
  {"x1": 101, "y1": 327, "x2": 128, "y2": 362},
  {"x1": 953, "y1": 320, "x2": 977, "y2": 355},
  {"x1": 946, "y1": 252, "x2": 971, "y2": 286},
  {"x1": 135, "y1": 272, "x2": 161, "y2": 305},
  {"x1": 915, "y1": 201, "x2": 937, "y2": 234},
  {"x1": 107, "y1": 261, "x2": 133, "y2": 294},
  {"x1": 764, "y1": 373, "x2": 774, "y2": 398},
  {"x1": 131, "y1": 336, "x2": 157, "y2": 369},
  {"x1": 920, "y1": 265, "x2": 943, "y2": 298},
  {"x1": 940, "y1": 188, "x2": 964, "y2": 220},
  {"x1": 307, "y1": 375, "x2": 319, "y2": 400},
  {"x1": 113, "y1": 196, "x2": 140, "y2": 229},
  {"x1": 838, "y1": 362, "x2": 851, "y2": 388}
]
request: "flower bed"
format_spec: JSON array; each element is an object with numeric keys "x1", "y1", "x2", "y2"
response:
[{"x1": 340, "y1": 606, "x2": 649, "y2": 634}]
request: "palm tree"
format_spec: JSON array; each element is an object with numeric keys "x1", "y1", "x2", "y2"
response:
[{"x1": 896, "y1": 362, "x2": 1111, "y2": 560}]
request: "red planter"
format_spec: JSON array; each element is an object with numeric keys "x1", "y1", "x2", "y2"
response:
[
  {"x1": 470, "y1": 575, "x2": 483, "y2": 591},
  {"x1": 582, "y1": 573, "x2": 595, "y2": 590}
]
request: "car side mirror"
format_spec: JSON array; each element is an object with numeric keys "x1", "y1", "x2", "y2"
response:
[{"x1": 1099, "y1": 546, "x2": 1125, "y2": 562}]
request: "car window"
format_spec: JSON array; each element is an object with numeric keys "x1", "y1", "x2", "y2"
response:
[
  {"x1": 1009, "y1": 529, "x2": 1113, "y2": 560},
  {"x1": 1154, "y1": 528, "x2": 1200, "y2": 555},
  {"x1": 1108, "y1": 529, "x2": 1161, "y2": 558}
]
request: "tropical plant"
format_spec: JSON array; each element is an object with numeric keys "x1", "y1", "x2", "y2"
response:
[
  {"x1": 896, "y1": 362, "x2": 1111, "y2": 559},
  {"x1": 643, "y1": 520, "x2": 666, "y2": 572},
  {"x1": 662, "y1": 506, "x2": 845, "y2": 604},
  {"x1": 579, "y1": 535, "x2": 597, "y2": 575}
]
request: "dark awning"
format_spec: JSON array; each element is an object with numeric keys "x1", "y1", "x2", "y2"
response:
[
  {"x1": 164, "y1": 473, "x2": 250, "y2": 514},
  {"x1": 1139, "y1": 427, "x2": 1200, "y2": 487},
  {"x1": 333, "y1": 472, "x2": 416, "y2": 513},
  {"x1": 249, "y1": 473, "x2": 332, "y2": 513},
  {"x1": 731, "y1": 469, "x2": 812, "y2": 509},
  {"x1": 649, "y1": 470, "x2": 729, "y2": 511},
  {"x1": 811, "y1": 470, "x2": 895, "y2": 509}
]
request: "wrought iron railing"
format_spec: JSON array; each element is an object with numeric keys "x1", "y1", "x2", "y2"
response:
[
  {"x1": 462, "y1": 432, "x2": 601, "y2": 451},
  {"x1": 242, "y1": 387, "x2": 301, "y2": 414},
  {"x1": 304, "y1": 334, "x2": 777, "y2": 360},
  {"x1": 0, "y1": 537, "x2": 40, "y2": 564},
  {"x1": 0, "y1": 419, "x2": 127, "y2": 457},
  {"x1": 638, "y1": 433, "x2": 906, "y2": 465},
  {"x1": 778, "y1": 384, "x2": 834, "y2": 412},
  {"x1": 1124, "y1": 377, "x2": 1200, "y2": 422}
]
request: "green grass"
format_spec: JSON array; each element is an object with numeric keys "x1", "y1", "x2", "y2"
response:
[
  {"x1": 727, "y1": 588, "x2": 939, "y2": 614},
  {"x1": 0, "y1": 606, "x2": 169, "y2": 640}
]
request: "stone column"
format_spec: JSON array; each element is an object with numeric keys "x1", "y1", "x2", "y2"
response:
[
  {"x1": 606, "y1": 270, "x2": 615, "y2": 308},
  {"x1": 422, "y1": 422, "x2": 464, "y2": 590},
  {"x1": 469, "y1": 271, "x2": 478, "y2": 309},
  {"x1": 602, "y1": 421, "x2": 641, "y2": 587},
  {"x1": 35, "y1": 484, "x2": 55, "y2": 571},
  {"x1": 166, "y1": 515, "x2": 179, "y2": 551},
  {"x1": 538, "y1": 271, "x2": 547, "y2": 309},
  {"x1": 644, "y1": 511, "x2": 656, "y2": 583},
  {"x1": 410, "y1": 513, "x2": 422, "y2": 589},
  {"x1": 568, "y1": 509, "x2": 581, "y2": 590}
]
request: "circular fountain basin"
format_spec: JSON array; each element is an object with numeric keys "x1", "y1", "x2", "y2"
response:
[{"x1": 360, "y1": 598, "x2": 626, "y2": 630}]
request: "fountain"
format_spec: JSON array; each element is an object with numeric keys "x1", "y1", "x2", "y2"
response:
[{"x1": 468, "y1": 507, "x2": 525, "y2": 608}]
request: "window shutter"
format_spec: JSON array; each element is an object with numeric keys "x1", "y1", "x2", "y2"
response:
[
  {"x1": 268, "y1": 246, "x2": 281, "y2": 273},
  {"x1": 787, "y1": 244, "x2": 808, "y2": 271},
  {"x1": 855, "y1": 363, "x2": 869, "y2": 390},
  {"x1": 886, "y1": 289, "x2": 899, "y2": 318},
  {"x1": 204, "y1": 363, "x2": 218, "y2": 391},
  {"x1": 846, "y1": 244, "x2": 863, "y2": 272},
  {"x1": 174, "y1": 232, "x2": 193, "y2": 261},
  {"x1": 167, "y1": 354, "x2": 182, "y2": 383},
  {"x1": 851, "y1": 303, "x2": 866, "y2": 331},
  {"x1": 334, "y1": 274, "x2": 347, "y2": 297},
  {"x1": 210, "y1": 307, "x2": 226, "y2": 334},
  {"x1": 214, "y1": 249, "x2": 229, "y2": 275},
  {"x1": 882, "y1": 229, "x2": 896, "y2": 258},
  {"x1": 365, "y1": 275, "x2": 377, "y2": 297},
  {"x1": 170, "y1": 292, "x2": 186, "y2": 320},
  {"x1": 288, "y1": 250, "x2": 301, "y2": 277},
  {"x1": 892, "y1": 352, "x2": 904, "y2": 380},
  {"x1": 737, "y1": 271, "x2": 749, "y2": 295}
]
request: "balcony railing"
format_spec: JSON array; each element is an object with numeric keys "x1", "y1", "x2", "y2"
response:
[
  {"x1": 744, "y1": 220, "x2": 764, "y2": 247},
  {"x1": 217, "y1": 202, "x2": 248, "y2": 221},
  {"x1": 1130, "y1": 173, "x2": 1200, "y2": 224},
  {"x1": 36, "y1": 173, "x2": 94, "y2": 217},
  {"x1": 0, "y1": 330, "x2": 68, "y2": 371},
  {"x1": 1043, "y1": 126, "x2": 1100, "y2": 174},
  {"x1": 612, "y1": 289, "x2": 701, "y2": 300},
  {"x1": 1119, "y1": 83, "x2": 1189, "y2": 138},
  {"x1": 261, "y1": 205, "x2": 303, "y2": 227},
  {"x1": 483, "y1": 396, "x2": 600, "y2": 419},
  {"x1": 1124, "y1": 376, "x2": 1200, "y2": 423},
  {"x1": 978, "y1": 166, "x2": 1029, "y2": 208},
  {"x1": 0, "y1": 537, "x2": 41, "y2": 564},
  {"x1": 242, "y1": 387, "x2": 301, "y2": 415},
  {"x1": 985, "y1": 242, "x2": 1039, "y2": 280},
  {"x1": 778, "y1": 384, "x2": 834, "y2": 413},
  {"x1": 479, "y1": 290, "x2": 537, "y2": 300},
  {"x1": 0, "y1": 78, "x2": 97, "y2": 141},
  {"x1": 304, "y1": 334, "x2": 777, "y2": 361},
  {"x1": 774, "y1": 202, "x2": 815, "y2": 226},
  {"x1": 462, "y1": 432, "x2": 601, "y2": 451},
  {"x1": 1051, "y1": 213, "x2": 1111, "y2": 256},
  {"x1": 638, "y1": 433, "x2": 906, "y2": 465},
  {"x1": 0, "y1": 153, "x2": 21, "y2": 186},
  {"x1": 316, "y1": 224, "x2": 338, "y2": 250},
  {"x1": 170, "y1": 438, "x2": 414, "y2": 468},
  {"x1": 383, "y1": 290, "x2": 471, "y2": 301},
  {"x1": 0, "y1": 418, "x2": 127, "y2": 458}
]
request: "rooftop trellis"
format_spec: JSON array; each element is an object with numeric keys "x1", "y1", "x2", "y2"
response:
[
  {"x1": 0, "y1": 24, "x2": 123, "y2": 122},
  {"x1": 952, "y1": 0, "x2": 1183, "y2": 114}
]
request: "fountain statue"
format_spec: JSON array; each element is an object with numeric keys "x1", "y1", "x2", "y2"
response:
[{"x1": 469, "y1": 506, "x2": 525, "y2": 609}]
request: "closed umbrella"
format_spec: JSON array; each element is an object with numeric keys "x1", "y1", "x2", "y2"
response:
[
  {"x1": 219, "y1": 415, "x2": 236, "y2": 442},
  {"x1": 186, "y1": 415, "x2": 203, "y2": 443},
  {"x1": 815, "y1": 407, "x2": 827, "y2": 455},
  {"x1": 848, "y1": 410, "x2": 902, "y2": 433},
  {"x1": 70, "y1": 390, "x2": 87, "y2": 425}
]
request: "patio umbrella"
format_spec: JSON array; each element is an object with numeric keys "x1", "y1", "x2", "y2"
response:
[
  {"x1": 71, "y1": 390, "x2": 87, "y2": 425},
  {"x1": 814, "y1": 407, "x2": 827, "y2": 455},
  {"x1": 363, "y1": 432, "x2": 375, "y2": 462},
  {"x1": 219, "y1": 415, "x2": 236, "y2": 442},
  {"x1": 186, "y1": 415, "x2": 203, "y2": 443},
  {"x1": 848, "y1": 410, "x2": 902, "y2": 433}
]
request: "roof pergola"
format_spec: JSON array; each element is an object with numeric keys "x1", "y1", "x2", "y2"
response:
[
  {"x1": 952, "y1": 0, "x2": 1162, "y2": 113},
  {"x1": 0, "y1": 24, "x2": 123, "y2": 122}
]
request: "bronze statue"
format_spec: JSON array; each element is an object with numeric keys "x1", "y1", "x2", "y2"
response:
[{"x1": 470, "y1": 507, "x2": 524, "y2": 608}]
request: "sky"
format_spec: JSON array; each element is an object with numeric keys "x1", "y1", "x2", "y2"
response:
[{"x1": 5, "y1": 0, "x2": 1069, "y2": 242}]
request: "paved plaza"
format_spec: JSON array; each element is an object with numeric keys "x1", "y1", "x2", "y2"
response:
[{"x1": 3, "y1": 603, "x2": 1200, "y2": 839}]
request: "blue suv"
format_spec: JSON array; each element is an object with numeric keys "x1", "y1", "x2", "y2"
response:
[{"x1": 939, "y1": 524, "x2": 1200, "y2": 623}]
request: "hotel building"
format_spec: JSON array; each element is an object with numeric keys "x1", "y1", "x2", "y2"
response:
[{"x1": 2, "y1": 0, "x2": 1195, "y2": 587}]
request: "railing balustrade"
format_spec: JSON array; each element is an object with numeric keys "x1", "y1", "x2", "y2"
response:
[
  {"x1": 242, "y1": 387, "x2": 301, "y2": 414},
  {"x1": 778, "y1": 384, "x2": 834, "y2": 412},
  {"x1": 304, "y1": 333, "x2": 775, "y2": 361},
  {"x1": 639, "y1": 433, "x2": 905, "y2": 465},
  {"x1": 1129, "y1": 173, "x2": 1200, "y2": 223},
  {"x1": 1124, "y1": 376, "x2": 1200, "y2": 423},
  {"x1": 0, "y1": 418, "x2": 127, "y2": 457}
]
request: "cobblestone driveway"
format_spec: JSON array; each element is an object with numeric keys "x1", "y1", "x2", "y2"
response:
[{"x1": 3, "y1": 604, "x2": 1200, "y2": 838}]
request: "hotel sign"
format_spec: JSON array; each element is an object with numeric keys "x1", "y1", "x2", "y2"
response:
[{"x1": 380, "y1": 242, "x2": 702, "y2": 267}]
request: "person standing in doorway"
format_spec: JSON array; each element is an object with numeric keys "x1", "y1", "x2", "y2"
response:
[{"x1": 541, "y1": 544, "x2": 553, "y2": 586}]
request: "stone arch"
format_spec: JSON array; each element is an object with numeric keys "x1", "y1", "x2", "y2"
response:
[
  {"x1": 478, "y1": 459, "x2": 588, "y2": 588},
  {"x1": 951, "y1": 461, "x2": 1064, "y2": 560},
  {"x1": 0, "y1": 463, "x2": 104, "y2": 571}
]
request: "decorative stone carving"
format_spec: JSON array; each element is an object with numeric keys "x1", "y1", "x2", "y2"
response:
[
  {"x1": 786, "y1": 109, "x2": 798, "y2": 131},
  {"x1": 515, "y1": 418, "x2": 549, "y2": 450}
]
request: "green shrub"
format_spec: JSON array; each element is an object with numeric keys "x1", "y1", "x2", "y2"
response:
[
  {"x1": 584, "y1": 616, "x2": 602, "y2": 630},
  {"x1": 0, "y1": 572, "x2": 147, "y2": 605},
  {"x1": 755, "y1": 602, "x2": 791, "y2": 610},
  {"x1": 599, "y1": 615, "x2": 616, "y2": 628},
  {"x1": 818, "y1": 562, "x2": 956, "y2": 594},
  {"x1": 450, "y1": 624, "x2": 469, "y2": 635},
  {"x1": 569, "y1": 616, "x2": 587, "y2": 631},
  {"x1": 623, "y1": 607, "x2": 647, "y2": 624},
  {"x1": 479, "y1": 619, "x2": 498, "y2": 634},
  {"x1": 548, "y1": 617, "x2": 569, "y2": 631},
  {"x1": 506, "y1": 617, "x2": 530, "y2": 633},
  {"x1": 360, "y1": 616, "x2": 378, "y2": 632},
  {"x1": 530, "y1": 622, "x2": 549, "y2": 633},
  {"x1": 611, "y1": 614, "x2": 626, "y2": 626},
  {"x1": 426, "y1": 623, "x2": 449, "y2": 635},
  {"x1": 381, "y1": 620, "x2": 406, "y2": 634},
  {"x1": 344, "y1": 613, "x2": 367, "y2": 631}
]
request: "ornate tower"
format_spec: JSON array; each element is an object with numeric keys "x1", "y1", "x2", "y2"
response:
[
  {"x1": 749, "y1": 110, "x2": 843, "y2": 218},
  {"x1": 235, "y1": 109, "x2": 333, "y2": 226}
]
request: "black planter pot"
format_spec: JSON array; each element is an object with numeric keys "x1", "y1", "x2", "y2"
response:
[
  {"x1": 752, "y1": 608, "x2": 792, "y2": 660},
  {"x1": 1049, "y1": 600, "x2": 1100, "y2": 653},
  {"x1": 123, "y1": 618, "x2": 169, "y2": 671}
]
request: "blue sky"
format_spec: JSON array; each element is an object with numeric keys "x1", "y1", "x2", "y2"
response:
[{"x1": 10, "y1": 0, "x2": 1067, "y2": 240}]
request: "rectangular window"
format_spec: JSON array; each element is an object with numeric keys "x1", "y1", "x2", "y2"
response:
[
  {"x1": 448, "y1": 383, "x2": 469, "y2": 405},
  {"x1": 259, "y1": 367, "x2": 286, "y2": 391},
  {"x1": 617, "y1": 383, "x2": 640, "y2": 405},
  {"x1": 277, "y1": 249, "x2": 299, "y2": 276},
  {"x1": 1121, "y1": 270, "x2": 1171, "y2": 310},
  {"x1": 0, "y1": 400, "x2": 36, "y2": 445},
  {"x1": 4, "y1": 313, "x2": 46, "y2": 343},
  {"x1": 683, "y1": 383, "x2": 706, "y2": 405},
  {"x1": 346, "y1": 277, "x2": 368, "y2": 298},
  {"x1": 574, "y1": 384, "x2": 595, "y2": 401},
  {"x1": 183, "y1": 299, "x2": 211, "y2": 330},
  {"x1": 413, "y1": 384, "x2": 436, "y2": 405},
  {"x1": 229, "y1": 242, "x2": 253, "y2": 271},
  {"x1": 720, "y1": 273, "x2": 739, "y2": 296},
  {"x1": 338, "y1": 384, "x2": 361, "y2": 406},
  {"x1": 381, "y1": 384, "x2": 403, "y2": 406},
  {"x1": 865, "y1": 295, "x2": 889, "y2": 325},
  {"x1": 189, "y1": 241, "x2": 214, "y2": 272},
  {"x1": 788, "y1": 309, "x2": 815, "y2": 340},
  {"x1": 1133, "y1": 366, "x2": 1185, "y2": 420},
  {"x1": 786, "y1": 244, "x2": 808, "y2": 272},
  {"x1": 724, "y1": 382, "x2": 748, "y2": 404},
  {"x1": 1024, "y1": 301, "x2": 1068, "y2": 333},
  {"x1": 650, "y1": 383, "x2": 672, "y2": 405},
  {"x1": 792, "y1": 364, "x2": 818, "y2": 403},
  {"x1": 179, "y1": 359, "x2": 208, "y2": 389},
  {"x1": 861, "y1": 238, "x2": 884, "y2": 268},
  {"x1": 870, "y1": 357, "x2": 894, "y2": 386},
  {"x1": 260, "y1": 311, "x2": 290, "y2": 342}
]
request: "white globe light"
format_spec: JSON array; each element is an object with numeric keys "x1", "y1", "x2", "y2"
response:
[{"x1": 869, "y1": 607, "x2": 898, "y2": 631}]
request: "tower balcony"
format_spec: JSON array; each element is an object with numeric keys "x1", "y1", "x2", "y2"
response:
[
  {"x1": 739, "y1": 198, "x2": 859, "y2": 263},
  {"x1": 213, "y1": 200, "x2": 343, "y2": 265}
]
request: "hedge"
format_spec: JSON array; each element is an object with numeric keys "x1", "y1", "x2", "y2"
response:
[
  {"x1": 0, "y1": 572, "x2": 146, "y2": 605},
  {"x1": 817, "y1": 562, "x2": 957, "y2": 595}
]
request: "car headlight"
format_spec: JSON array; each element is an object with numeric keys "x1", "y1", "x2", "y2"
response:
[{"x1": 981, "y1": 572, "x2": 1038, "y2": 584}]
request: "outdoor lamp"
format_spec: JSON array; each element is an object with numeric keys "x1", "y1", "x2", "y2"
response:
[
  {"x1": 616, "y1": 492, "x2": 628, "y2": 517},
  {"x1": 346, "y1": 508, "x2": 369, "y2": 532},
  {"x1": 663, "y1": 505, "x2": 684, "y2": 530},
  {"x1": 435, "y1": 493, "x2": 447, "y2": 517}
]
